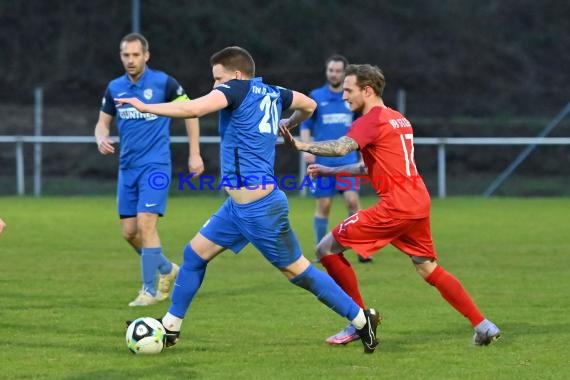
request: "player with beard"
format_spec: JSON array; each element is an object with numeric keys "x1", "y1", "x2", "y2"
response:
[
  {"x1": 281, "y1": 64, "x2": 501, "y2": 347},
  {"x1": 300, "y1": 55, "x2": 369, "y2": 266},
  {"x1": 95, "y1": 33, "x2": 204, "y2": 306}
]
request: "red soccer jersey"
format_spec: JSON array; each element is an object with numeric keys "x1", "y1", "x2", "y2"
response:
[{"x1": 346, "y1": 106, "x2": 431, "y2": 219}]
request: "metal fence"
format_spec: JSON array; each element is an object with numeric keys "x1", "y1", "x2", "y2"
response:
[{"x1": 2, "y1": 136, "x2": 570, "y2": 198}]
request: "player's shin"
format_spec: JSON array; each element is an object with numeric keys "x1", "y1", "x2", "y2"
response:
[
  {"x1": 320, "y1": 253, "x2": 366, "y2": 308},
  {"x1": 141, "y1": 247, "x2": 165, "y2": 295},
  {"x1": 424, "y1": 265, "x2": 485, "y2": 326},
  {"x1": 290, "y1": 264, "x2": 361, "y2": 321},
  {"x1": 167, "y1": 244, "x2": 208, "y2": 319}
]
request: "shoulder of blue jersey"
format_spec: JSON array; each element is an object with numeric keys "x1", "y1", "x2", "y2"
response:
[{"x1": 310, "y1": 86, "x2": 330, "y2": 98}]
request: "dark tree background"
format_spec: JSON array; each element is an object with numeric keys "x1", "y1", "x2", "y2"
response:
[{"x1": 1, "y1": 0, "x2": 569, "y2": 116}]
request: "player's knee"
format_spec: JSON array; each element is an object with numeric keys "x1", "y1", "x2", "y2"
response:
[
  {"x1": 347, "y1": 202, "x2": 359, "y2": 214},
  {"x1": 411, "y1": 256, "x2": 437, "y2": 279},
  {"x1": 121, "y1": 228, "x2": 138, "y2": 244},
  {"x1": 316, "y1": 234, "x2": 334, "y2": 258},
  {"x1": 182, "y1": 244, "x2": 208, "y2": 270},
  {"x1": 315, "y1": 246, "x2": 329, "y2": 260},
  {"x1": 136, "y1": 224, "x2": 161, "y2": 247},
  {"x1": 136, "y1": 219, "x2": 156, "y2": 237},
  {"x1": 344, "y1": 194, "x2": 360, "y2": 213},
  {"x1": 316, "y1": 200, "x2": 332, "y2": 216}
]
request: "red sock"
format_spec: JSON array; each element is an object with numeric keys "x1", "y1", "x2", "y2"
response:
[
  {"x1": 320, "y1": 253, "x2": 366, "y2": 308},
  {"x1": 425, "y1": 265, "x2": 485, "y2": 327}
]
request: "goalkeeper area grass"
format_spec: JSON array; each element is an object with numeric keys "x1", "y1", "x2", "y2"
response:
[{"x1": 1, "y1": 196, "x2": 568, "y2": 379}]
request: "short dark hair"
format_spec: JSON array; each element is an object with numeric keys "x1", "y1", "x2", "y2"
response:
[
  {"x1": 120, "y1": 33, "x2": 149, "y2": 52},
  {"x1": 325, "y1": 54, "x2": 349, "y2": 69},
  {"x1": 344, "y1": 64, "x2": 386, "y2": 96},
  {"x1": 210, "y1": 46, "x2": 255, "y2": 77}
]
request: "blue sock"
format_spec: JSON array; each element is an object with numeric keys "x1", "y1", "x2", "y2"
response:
[
  {"x1": 134, "y1": 247, "x2": 142, "y2": 256},
  {"x1": 168, "y1": 244, "x2": 208, "y2": 319},
  {"x1": 157, "y1": 250, "x2": 173, "y2": 275},
  {"x1": 290, "y1": 264, "x2": 360, "y2": 321},
  {"x1": 313, "y1": 216, "x2": 328, "y2": 244},
  {"x1": 141, "y1": 247, "x2": 171, "y2": 295}
]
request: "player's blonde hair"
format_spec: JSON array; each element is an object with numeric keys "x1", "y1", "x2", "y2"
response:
[
  {"x1": 210, "y1": 46, "x2": 255, "y2": 78},
  {"x1": 345, "y1": 64, "x2": 386, "y2": 96}
]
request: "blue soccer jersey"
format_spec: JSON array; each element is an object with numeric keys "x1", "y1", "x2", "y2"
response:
[
  {"x1": 100, "y1": 67, "x2": 189, "y2": 169},
  {"x1": 214, "y1": 78, "x2": 293, "y2": 187},
  {"x1": 300, "y1": 84, "x2": 358, "y2": 166}
]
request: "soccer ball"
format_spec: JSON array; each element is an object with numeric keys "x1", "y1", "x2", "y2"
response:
[{"x1": 126, "y1": 317, "x2": 166, "y2": 354}]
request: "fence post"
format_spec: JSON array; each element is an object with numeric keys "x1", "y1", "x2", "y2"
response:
[
  {"x1": 437, "y1": 142, "x2": 446, "y2": 198},
  {"x1": 132, "y1": 0, "x2": 140, "y2": 32},
  {"x1": 34, "y1": 87, "x2": 43, "y2": 197},
  {"x1": 16, "y1": 139, "x2": 25, "y2": 196},
  {"x1": 298, "y1": 152, "x2": 307, "y2": 197},
  {"x1": 397, "y1": 88, "x2": 406, "y2": 115}
]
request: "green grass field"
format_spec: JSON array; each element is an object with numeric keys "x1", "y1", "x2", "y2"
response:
[{"x1": 1, "y1": 196, "x2": 569, "y2": 379}]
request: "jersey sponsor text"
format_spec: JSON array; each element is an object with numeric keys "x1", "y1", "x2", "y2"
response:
[
  {"x1": 117, "y1": 107, "x2": 158, "y2": 121},
  {"x1": 322, "y1": 113, "x2": 352, "y2": 126}
]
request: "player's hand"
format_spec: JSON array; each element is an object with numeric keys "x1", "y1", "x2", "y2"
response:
[
  {"x1": 96, "y1": 136, "x2": 115, "y2": 155},
  {"x1": 0, "y1": 218, "x2": 6, "y2": 236},
  {"x1": 278, "y1": 118, "x2": 296, "y2": 131},
  {"x1": 307, "y1": 164, "x2": 334, "y2": 178},
  {"x1": 114, "y1": 97, "x2": 148, "y2": 112},
  {"x1": 303, "y1": 152, "x2": 315, "y2": 164},
  {"x1": 279, "y1": 124, "x2": 301, "y2": 151},
  {"x1": 189, "y1": 154, "x2": 204, "y2": 177}
]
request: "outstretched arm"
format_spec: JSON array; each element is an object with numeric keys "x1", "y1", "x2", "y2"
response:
[
  {"x1": 280, "y1": 125, "x2": 359, "y2": 157},
  {"x1": 307, "y1": 162, "x2": 367, "y2": 177},
  {"x1": 302, "y1": 136, "x2": 359, "y2": 156},
  {"x1": 115, "y1": 90, "x2": 229, "y2": 118}
]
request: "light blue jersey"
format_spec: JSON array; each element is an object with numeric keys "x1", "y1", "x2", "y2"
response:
[
  {"x1": 101, "y1": 67, "x2": 188, "y2": 169},
  {"x1": 215, "y1": 78, "x2": 293, "y2": 187},
  {"x1": 300, "y1": 84, "x2": 358, "y2": 167}
]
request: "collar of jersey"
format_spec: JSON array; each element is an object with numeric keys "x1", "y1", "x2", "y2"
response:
[
  {"x1": 322, "y1": 84, "x2": 343, "y2": 101},
  {"x1": 123, "y1": 66, "x2": 150, "y2": 89}
]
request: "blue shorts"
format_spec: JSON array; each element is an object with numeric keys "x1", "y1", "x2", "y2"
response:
[
  {"x1": 117, "y1": 163, "x2": 171, "y2": 218},
  {"x1": 309, "y1": 175, "x2": 360, "y2": 198},
  {"x1": 200, "y1": 189, "x2": 302, "y2": 269}
]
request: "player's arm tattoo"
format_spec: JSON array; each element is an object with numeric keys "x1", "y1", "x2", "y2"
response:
[{"x1": 304, "y1": 136, "x2": 359, "y2": 157}]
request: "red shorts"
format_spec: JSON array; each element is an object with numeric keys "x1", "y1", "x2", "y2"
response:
[{"x1": 331, "y1": 203, "x2": 437, "y2": 260}]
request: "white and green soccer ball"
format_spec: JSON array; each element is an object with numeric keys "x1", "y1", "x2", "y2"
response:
[{"x1": 126, "y1": 317, "x2": 166, "y2": 354}]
